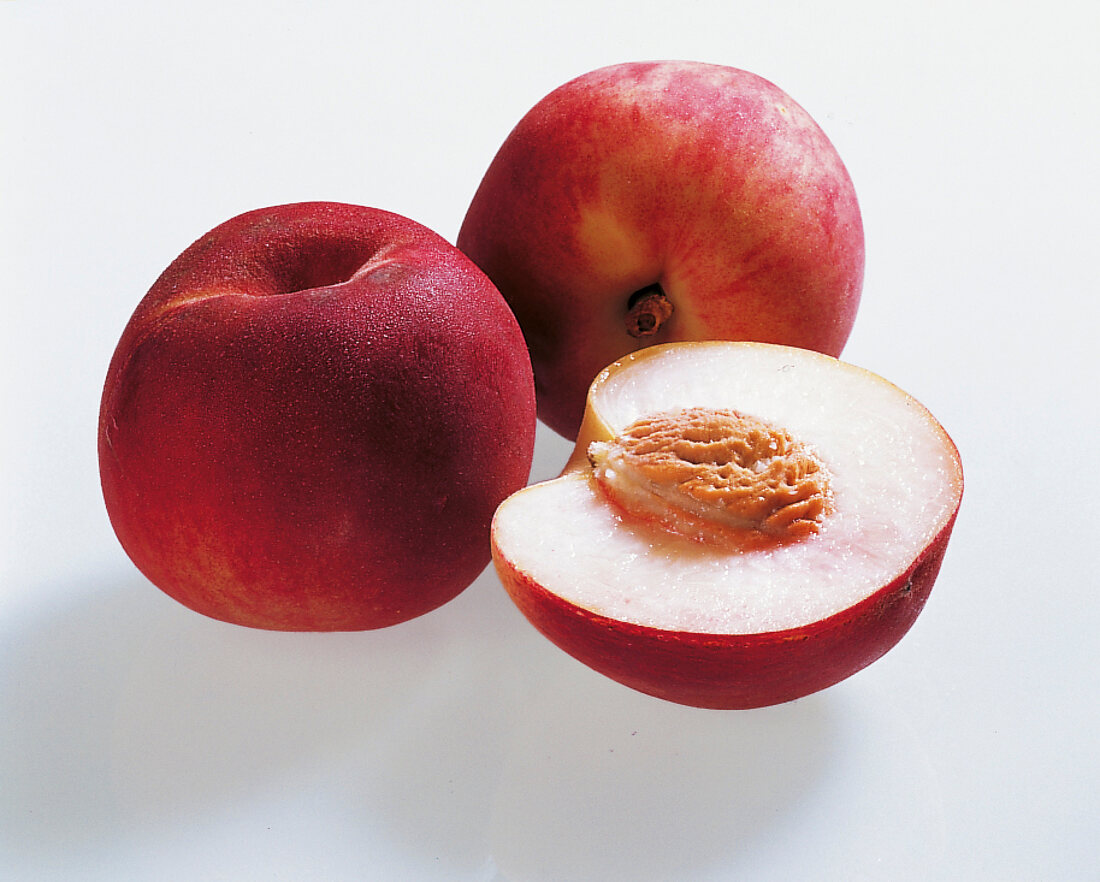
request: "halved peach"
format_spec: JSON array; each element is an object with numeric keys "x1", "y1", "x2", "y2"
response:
[{"x1": 491, "y1": 342, "x2": 963, "y2": 708}]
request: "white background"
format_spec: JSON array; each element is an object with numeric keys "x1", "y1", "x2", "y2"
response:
[{"x1": 2, "y1": 1, "x2": 1097, "y2": 879}]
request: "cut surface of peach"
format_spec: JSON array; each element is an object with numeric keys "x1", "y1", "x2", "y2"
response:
[{"x1": 491, "y1": 342, "x2": 963, "y2": 707}]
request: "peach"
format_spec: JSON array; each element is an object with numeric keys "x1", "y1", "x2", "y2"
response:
[
  {"x1": 490, "y1": 342, "x2": 963, "y2": 708},
  {"x1": 458, "y1": 60, "x2": 865, "y2": 439},
  {"x1": 99, "y1": 202, "x2": 536, "y2": 631}
]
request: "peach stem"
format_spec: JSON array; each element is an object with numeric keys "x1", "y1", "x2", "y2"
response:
[{"x1": 625, "y1": 285, "x2": 674, "y2": 337}]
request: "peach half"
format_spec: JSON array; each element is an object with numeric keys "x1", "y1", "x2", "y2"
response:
[{"x1": 490, "y1": 342, "x2": 963, "y2": 708}]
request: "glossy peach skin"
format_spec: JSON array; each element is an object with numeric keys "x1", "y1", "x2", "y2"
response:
[
  {"x1": 99, "y1": 202, "x2": 536, "y2": 631},
  {"x1": 458, "y1": 60, "x2": 864, "y2": 439}
]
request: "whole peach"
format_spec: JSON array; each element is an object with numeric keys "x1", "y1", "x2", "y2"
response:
[
  {"x1": 99, "y1": 202, "x2": 536, "y2": 630},
  {"x1": 458, "y1": 60, "x2": 864, "y2": 438}
]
